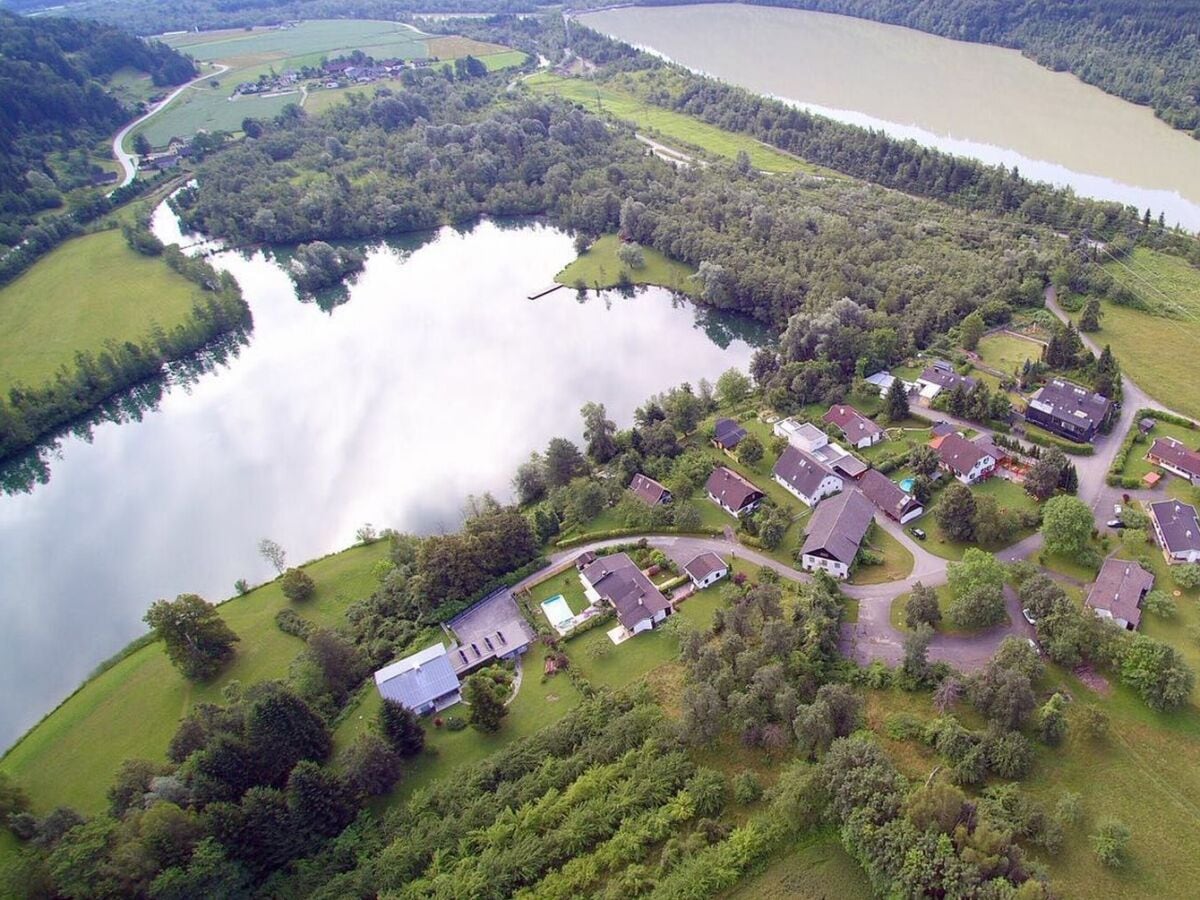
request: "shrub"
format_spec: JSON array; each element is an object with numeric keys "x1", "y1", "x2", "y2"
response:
[
  {"x1": 281, "y1": 567, "x2": 316, "y2": 602},
  {"x1": 444, "y1": 715, "x2": 467, "y2": 732},
  {"x1": 885, "y1": 713, "x2": 924, "y2": 741},
  {"x1": 1091, "y1": 818, "x2": 1132, "y2": 868},
  {"x1": 984, "y1": 730, "x2": 1034, "y2": 779},
  {"x1": 1173, "y1": 563, "x2": 1200, "y2": 589},
  {"x1": 1055, "y1": 791, "x2": 1083, "y2": 827},
  {"x1": 274, "y1": 608, "x2": 315, "y2": 640},
  {"x1": 1076, "y1": 705, "x2": 1109, "y2": 741},
  {"x1": 732, "y1": 772, "x2": 763, "y2": 805}
]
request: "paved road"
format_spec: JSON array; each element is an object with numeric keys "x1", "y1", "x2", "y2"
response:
[{"x1": 110, "y1": 64, "x2": 230, "y2": 189}]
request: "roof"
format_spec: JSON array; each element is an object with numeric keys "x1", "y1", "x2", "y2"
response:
[
  {"x1": 823, "y1": 405, "x2": 884, "y2": 443},
  {"x1": 713, "y1": 417, "x2": 747, "y2": 448},
  {"x1": 933, "y1": 432, "x2": 992, "y2": 476},
  {"x1": 972, "y1": 433, "x2": 1008, "y2": 462},
  {"x1": 1147, "y1": 436, "x2": 1200, "y2": 479},
  {"x1": 1027, "y1": 379, "x2": 1111, "y2": 433},
  {"x1": 858, "y1": 469, "x2": 921, "y2": 519},
  {"x1": 865, "y1": 371, "x2": 895, "y2": 390},
  {"x1": 931, "y1": 421, "x2": 958, "y2": 438},
  {"x1": 374, "y1": 643, "x2": 460, "y2": 710},
  {"x1": 1149, "y1": 500, "x2": 1200, "y2": 555},
  {"x1": 706, "y1": 466, "x2": 764, "y2": 512},
  {"x1": 773, "y1": 445, "x2": 839, "y2": 498},
  {"x1": 684, "y1": 551, "x2": 727, "y2": 582},
  {"x1": 580, "y1": 552, "x2": 671, "y2": 629},
  {"x1": 445, "y1": 589, "x2": 535, "y2": 674},
  {"x1": 918, "y1": 365, "x2": 977, "y2": 392},
  {"x1": 802, "y1": 490, "x2": 875, "y2": 565},
  {"x1": 1086, "y1": 558, "x2": 1154, "y2": 629},
  {"x1": 629, "y1": 473, "x2": 670, "y2": 505},
  {"x1": 830, "y1": 454, "x2": 869, "y2": 479},
  {"x1": 779, "y1": 420, "x2": 827, "y2": 447}
]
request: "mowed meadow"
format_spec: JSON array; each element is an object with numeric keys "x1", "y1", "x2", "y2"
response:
[{"x1": 135, "y1": 20, "x2": 523, "y2": 148}]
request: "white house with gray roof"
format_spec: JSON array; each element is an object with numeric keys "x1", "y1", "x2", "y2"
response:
[
  {"x1": 374, "y1": 643, "x2": 461, "y2": 715},
  {"x1": 800, "y1": 490, "x2": 875, "y2": 580},
  {"x1": 1149, "y1": 500, "x2": 1200, "y2": 564},
  {"x1": 773, "y1": 445, "x2": 844, "y2": 507}
]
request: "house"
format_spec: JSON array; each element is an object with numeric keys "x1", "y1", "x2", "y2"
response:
[
  {"x1": 1085, "y1": 558, "x2": 1154, "y2": 631},
  {"x1": 579, "y1": 552, "x2": 671, "y2": 634},
  {"x1": 1024, "y1": 378, "x2": 1112, "y2": 443},
  {"x1": 1149, "y1": 500, "x2": 1200, "y2": 564},
  {"x1": 773, "y1": 418, "x2": 828, "y2": 453},
  {"x1": 931, "y1": 433, "x2": 996, "y2": 484},
  {"x1": 683, "y1": 552, "x2": 729, "y2": 589},
  {"x1": 1146, "y1": 436, "x2": 1200, "y2": 485},
  {"x1": 373, "y1": 643, "x2": 461, "y2": 714},
  {"x1": 858, "y1": 469, "x2": 924, "y2": 524},
  {"x1": 706, "y1": 466, "x2": 765, "y2": 517},
  {"x1": 773, "y1": 445, "x2": 844, "y2": 507},
  {"x1": 915, "y1": 360, "x2": 977, "y2": 401},
  {"x1": 630, "y1": 473, "x2": 672, "y2": 505},
  {"x1": 712, "y1": 417, "x2": 747, "y2": 451},
  {"x1": 800, "y1": 489, "x2": 876, "y2": 580},
  {"x1": 445, "y1": 589, "x2": 535, "y2": 675},
  {"x1": 823, "y1": 404, "x2": 885, "y2": 449},
  {"x1": 865, "y1": 371, "x2": 916, "y2": 395}
]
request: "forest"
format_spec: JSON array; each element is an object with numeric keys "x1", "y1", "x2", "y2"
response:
[
  {"x1": 569, "y1": 0, "x2": 1200, "y2": 138},
  {"x1": 0, "y1": 11, "x2": 196, "y2": 243}
]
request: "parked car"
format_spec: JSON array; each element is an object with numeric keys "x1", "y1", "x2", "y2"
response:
[
  {"x1": 1022, "y1": 607, "x2": 1037, "y2": 625},
  {"x1": 1114, "y1": 504, "x2": 1123, "y2": 516},
  {"x1": 1106, "y1": 519, "x2": 1126, "y2": 529},
  {"x1": 1027, "y1": 638, "x2": 1041, "y2": 655},
  {"x1": 910, "y1": 527, "x2": 927, "y2": 540}
]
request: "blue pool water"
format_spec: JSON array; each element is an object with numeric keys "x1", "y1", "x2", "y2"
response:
[
  {"x1": 898, "y1": 477, "x2": 915, "y2": 492},
  {"x1": 541, "y1": 594, "x2": 575, "y2": 628}
]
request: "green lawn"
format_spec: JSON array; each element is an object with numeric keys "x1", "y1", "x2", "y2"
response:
[
  {"x1": 555, "y1": 233, "x2": 697, "y2": 293},
  {"x1": 0, "y1": 542, "x2": 389, "y2": 815},
  {"x1": 0, "y1": 228, "x2": 207, "y2": 393},
  {"x1": 1069, "y1": 248, "x2": 1200, "y2": 420},
  {"x1": 888, "y1": 583, "x2": 993, "y2": 635},
  {"x1": 524, "y1": 569, "x2": 591, "y2": 618},
  {"x1": 526, "y1": 72, "x2": 818, "y2": 174},
  {"x1": 1113, "y1": 418, "x2": 1200, "y2": 483},
  {"x1": 974, "y1": 331, "x2": 1043, "y2": 377},
  {"x1": 850, "y1": 523, "x2": 915, "y2": 585},
  {"x1": 161, "y1": 19, "x2": 429, "y2": 63},
  {"x1": 726, "y1": 834, "x2": 872, "y2": 899}
]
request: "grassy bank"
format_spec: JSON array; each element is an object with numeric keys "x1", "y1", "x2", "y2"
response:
[
  {"x1": 0, "y1": 541, "x2": 389, "y2": 816},
  {"x1": 0, "y1": 229, "x2": 206, "y2": 393},
  {"x1": 555, "y1": 233, "x2": 696, "y2": 293}
]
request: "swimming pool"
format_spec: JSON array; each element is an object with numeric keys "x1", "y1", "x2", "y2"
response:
[
  {"x1": 898, "y1": 477, "x2": 915, "y2": 492},
  {"x1": 541, "y1": 594, "x2": 575, "y2": 629}
]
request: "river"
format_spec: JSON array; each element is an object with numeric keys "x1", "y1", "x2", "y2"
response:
[
  {"x1": 580, "y1": 3, "x2": 1200, "y2": 231},
  {"x1": 0, "y1": 214, "x2": 765, "y2": 749}
]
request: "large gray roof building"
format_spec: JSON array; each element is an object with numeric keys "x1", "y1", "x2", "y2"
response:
[
  {"x1": 1025, "y1": 378, "x2": 1112, "y2": 443},
  {"x1": 800, "y1": 489, "x2": 875, "y2": 579},
  {"x1": 374, "y1": 643, "x2": 461, "y2": 715}
]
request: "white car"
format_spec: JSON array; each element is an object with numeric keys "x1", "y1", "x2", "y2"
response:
[{"x1": 1022, "y1": 607, "x2": 1037, "y2": 625}]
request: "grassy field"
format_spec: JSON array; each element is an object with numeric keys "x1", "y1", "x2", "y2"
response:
[
  {"x1": 0, "y1": 228, "x2": 207, "y2": 393},
  {"x1": 974, "y1": 331, "x2": 1043, "y2": 377},
  {"x1": 555, "y1": 233, "x2": 697, "y2": 293},
  {"x1": 726, "y1": 834, "x2": 872, "y2": 899},
  {"x1": 526, "y1": 72, "x2": 820, "y2": 175},
  {"x1": 851, "y1": 523, "x2": 915, "y2": 585},
  {"x1": 161, "y1": 20, "x2": 428, "y2": 63},
  {"x1": 1070, "y1": 248, "x2": 1200, "y2": 420},
  {"x1": 0, "y1": 542, "x2": 389, "y2": 815}
]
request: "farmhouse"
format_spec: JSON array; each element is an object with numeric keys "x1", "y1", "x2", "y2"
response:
[
  {"x1": 579, "y1": 552, "x2": 671, "y2": 635},
  {"x1": 1025, "y1": 378, "x2": 1112, "y2": 443},
  {"x1": 858, "y1": 469, "x2": 924, "y2": 524},
  {"x1": 773, "y1": 445, "x2": 844, "y2": 507},
  {"x1": 712, "y1": 417, "x2": 747, "y2": 451},
  {"x1": 706, "y1": 466, "x2": 765, "y2": 517},
  {"x1": 1149, "y1": 500, "x2": 1200, "y2": 564},
  {"x1": 1085, "y1": 558, "x2": 1154, "y2": 631},
  {"x1": 373, "y1": 643, "x2": 461, "y2": 715},
  {"x1": 1145, "y1": 436, "x2": 1200, "y2": 485},
  {"x1": 445, "y1": 589, "x2": 535, "y2": 675},
  {"x1": 931, "y1": 433, "x2": 996, "y2": 484},
  {"x1": 683, "y1": 551, "x2": 729, "y2": 589},
  {"x1": 800, "y1": 489, "x2": 875, "y2": 580},
  {"x1": 915, "y1": 360, "x2": 977, "y2": 401},
  {"x1": 629, "y1": 473, "x2": 673, "y2": 505},
  {"x1": 823, "y1": 404, "x2": 885, "y2": 449}
]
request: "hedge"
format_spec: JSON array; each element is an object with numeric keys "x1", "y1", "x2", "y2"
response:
[
  {"x1": 1022, "y1": 426, "x2": 1094, "y2": 455},
  {"x1": 554, "y1": 527, "x2": 723, "y2": 550},
  {"x1": 1104, "y1": 408, "x2": 1198, "y2": 485}
]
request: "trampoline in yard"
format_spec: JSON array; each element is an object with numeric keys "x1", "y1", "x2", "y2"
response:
[{"x1": 541, "y1": 594, "x2": 575, "y2": 630}]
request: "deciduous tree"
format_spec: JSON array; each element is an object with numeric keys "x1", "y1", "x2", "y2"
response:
[
  {"x1": 1041, "y1": 494, "x2": 1094, "y2": 557},
  {"x1": 144, "y1": 594, "x2": 240, "y2": 681}
]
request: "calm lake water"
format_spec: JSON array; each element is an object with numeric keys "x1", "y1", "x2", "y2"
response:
[
  {"x1": 581, "y1": 3, "x2": 1200, "y2": 231},
  {"x1": 0, "y1": 215, "x2": 765, "y2": 749}
]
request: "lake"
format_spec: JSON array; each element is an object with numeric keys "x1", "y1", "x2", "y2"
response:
[
  {"x1": 0, "y1": 215, "x2": 765, "y2": 749},
  {"x1": 580, "y1": 3, "x2": 1200, "y2": 231}
]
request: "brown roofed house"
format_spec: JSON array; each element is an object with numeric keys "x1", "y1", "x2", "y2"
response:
[
  {"x1": 705, "y1": 466, "x2": 765, "y2": 517},
  {"x1": 1085, "y1": 558, "x2": 1154, "y2": 630},
  {"x1": 800, "y1": 489, "x2": 876, "y2": 580},
  {"x1": 629, "y1": 473, "x2": 672, "y2": 505},
  {"x1": 823, "y1": 404, "x2": 885, "y2": 449},
  {"x1": 683, "y1": 551, "x2": 729, "y2": 589},
  {"x1": 858, "y1": 469, "x2": 924, "y2": 524},
  {"x1": 932, "y1": 432, "x2": 996, "y2": 484},
  {"x1": 1146, "y1": 436, "x2": 1200, "y2": 485},
  {"x1": 579, "y1": 552, "x2": 671, "y2": 635}
]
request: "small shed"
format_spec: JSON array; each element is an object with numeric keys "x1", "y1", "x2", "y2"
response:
[
  {"x1": 1139, "y1": 417, "x2": 1156, "y2": 435},
  {"x1": 1143, "y1": 471, "x2": 1162, "y2": 487}
]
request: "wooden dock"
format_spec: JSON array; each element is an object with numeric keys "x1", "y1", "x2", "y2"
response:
[{"x1": 527, "y1": 283, "x2": 565, "y2": 300}]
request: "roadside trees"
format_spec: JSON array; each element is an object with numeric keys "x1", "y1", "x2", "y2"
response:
[
  {"x1": 935, "y1": 482, "x2": 977, "y2": 542},
  {"x1": 144, "y1": 594, "x2": 239, "y2": 681},
  {"x1": 905, "y1": 582, "x2": 941, "y2": 630},
  {"x1": 1041, "y1": 495, "x2": 1094, "y2": 558}
]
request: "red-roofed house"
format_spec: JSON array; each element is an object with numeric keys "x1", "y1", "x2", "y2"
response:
[
  {"x1": 931, "y1": 433, "x2": 996, "y2": 484},
  {"x1": 823, "y1": 404, "x2": 885, "y2": 449},
  {"x1": 1146, "y1": 436, "x2": 1200, "y2": 485}
]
